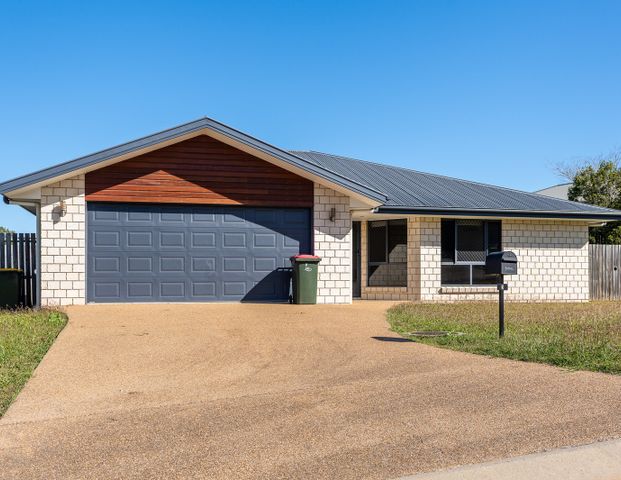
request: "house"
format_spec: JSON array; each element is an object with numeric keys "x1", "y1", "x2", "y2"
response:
[
  {"x1": 2, "y1": 117, "x2": 621, "y2": 306},
  {"x1": 535, "y1": 183, "x2": 572, "y2": 200}
]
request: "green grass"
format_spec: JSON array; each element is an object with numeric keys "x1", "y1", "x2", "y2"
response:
[
  {"x1": 0, "y1": 309, "x2": 67, "y2": 416},
  {"x1": 387, "y1": 302, "x2": 621, "y2": 374}
]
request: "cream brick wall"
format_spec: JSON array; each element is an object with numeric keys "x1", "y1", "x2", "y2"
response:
[
  {"x1": 313, "y1": 184, "x2": 352, "y2": 304},
  {"x1": 40, "y1": 174, "x2": 86, "y2": 306},
  {"x1": 358, "y1": 216, "x2": 590, "y2": 302},
  {"x1": 502, "y1": 219, "x2": 590, "y2": 302},
  {"x1": 414, "y1": 217, "x2": 590, "y2": 302}
]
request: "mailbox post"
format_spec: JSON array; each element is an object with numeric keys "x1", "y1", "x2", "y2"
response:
[
  {"x1": 497, "y1": 282, "x2": 508, "y2": 338},
  {"x1": 485, "y1": 251, "x2": 518, "y2": 338}
]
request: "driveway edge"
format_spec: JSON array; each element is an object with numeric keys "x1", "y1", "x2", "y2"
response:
[{"x1": 398, "y1": 438, "x2": 621, "y2": 480}]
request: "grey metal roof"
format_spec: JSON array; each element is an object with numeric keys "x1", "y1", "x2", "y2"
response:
[
  {"x1": 1, "y1": 115, "x2": 619, "y2": 220},
  {"x1": 291, "y1": 151, "x2": 621, "y2": 220},
  {"x1": 0, "y1": 117, "x2": 386, "y2": 203}
]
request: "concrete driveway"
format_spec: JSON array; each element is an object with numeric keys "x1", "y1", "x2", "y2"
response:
[{"x1": 1, "y1": 302, "x2": 620, "y2": 479}]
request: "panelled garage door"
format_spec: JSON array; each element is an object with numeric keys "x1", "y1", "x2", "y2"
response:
[{"x1": 87, "y1": 203, "x2": 311, "y2": 303}]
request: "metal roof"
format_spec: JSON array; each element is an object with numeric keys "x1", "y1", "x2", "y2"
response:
[
  {"x1": 0, "y1": 116, "x2": 619, "y2": 220},
  {"x1": 0, "y1": 117, "x2": 386, "y2": 203},
  {"x1": 291, "y1": 151, "x2": 621, "y2": 220}
]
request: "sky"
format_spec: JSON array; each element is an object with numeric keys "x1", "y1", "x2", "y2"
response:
[{"x1": 0, "y1": 0, "x2": 620, "y2": 231}]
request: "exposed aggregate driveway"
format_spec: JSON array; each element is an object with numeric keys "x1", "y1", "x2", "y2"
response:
[{"x1": 1, "y1": 302, "x2": 620, "y2": 479}]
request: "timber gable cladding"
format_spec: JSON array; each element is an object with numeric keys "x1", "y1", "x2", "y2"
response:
[{"x1": 85, "y1": 135, "x2": 314, "y2": 207}]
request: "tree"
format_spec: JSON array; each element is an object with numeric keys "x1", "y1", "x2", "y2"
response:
[
  {"x1": 0, "y1": 226, "x2": 13, "y2": 234},
  {"x1": 559, "y1": 151, "x2": 621, "y2": 244}
]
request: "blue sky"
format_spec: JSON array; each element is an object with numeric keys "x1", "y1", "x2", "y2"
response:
[{"x1": 1, "y1": 0, "x2": 620, "y2": 231}]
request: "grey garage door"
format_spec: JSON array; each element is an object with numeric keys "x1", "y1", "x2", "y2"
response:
[{"x1": 87, "y1": 203, "x2": 311, "y2": 303}]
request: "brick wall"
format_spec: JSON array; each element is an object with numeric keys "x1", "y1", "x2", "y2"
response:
[
  {"x1": 358, "y1": 216, "x2": 590, "y2": 302},
  {"x1": 502, "y1": 219, "x2": 590, "y2": 301},
  {"x1": 415, "y1": 217, "x2": 590, "y2": 302},
  {"x1": 313, "y1": 184, "x2": 352, "y2": 304},
  {"x1": 40, "y1": 174, "x2": 86, "y2": 306}
]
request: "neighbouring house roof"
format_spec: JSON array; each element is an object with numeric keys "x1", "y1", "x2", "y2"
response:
[
  {"x1": 1, "y1": 117, "x2": 621, "y2": 221},
  {"x1": 291, "y1": 151, "x2": 621, "y2": 220},
  {"x1": 534, "y1": 183, "x2": 571, "y2": 200}
]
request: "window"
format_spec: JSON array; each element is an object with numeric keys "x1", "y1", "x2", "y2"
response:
[
  {"x1": 369, "y1": 222, "x2": 387, "y2": 263},
  {"x1": 441, "y1": 219, "x2": 501, "y2": 285},
  {"x1": 368, "y1": 219, "x2": 407, "y2": 287}
]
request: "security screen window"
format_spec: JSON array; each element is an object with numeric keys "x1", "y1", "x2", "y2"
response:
[
  {"x1": 441, "y1": 219, "x2": 501, "y2": 285},
  {"x1": 368, "y1": 219, "x2": 407, "y2": 287}
]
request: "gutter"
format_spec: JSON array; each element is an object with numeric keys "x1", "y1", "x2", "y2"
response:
[
  {"x1": 373, "y1": 205, "x2": 621, "y2": 221},
  {"x1": 3, "y1": 195, "x2": 38, "y2": 215}
]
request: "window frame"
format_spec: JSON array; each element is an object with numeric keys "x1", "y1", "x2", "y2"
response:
[
  {"x1": 367, "y1": 219, "x2": 407, "y2": 287},
  {"x1": 440, "y1": 219, "x2": 501, "y2": 286}
]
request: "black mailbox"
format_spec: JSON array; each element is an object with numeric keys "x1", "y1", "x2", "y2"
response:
[{"x1": 485, "y1": 251, "x2": 518, "y2": 276}]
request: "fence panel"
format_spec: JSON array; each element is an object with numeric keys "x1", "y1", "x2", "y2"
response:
[
  {"x1": 0, "y1": 233, "x2": 37, "y2": 307},
  {"x1": 589, "y1": 244, "x2": 621, "y2": 300}
]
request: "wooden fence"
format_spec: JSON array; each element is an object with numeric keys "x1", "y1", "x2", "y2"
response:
[
  {"x1": 589, "y1": 244, "x2": 621, "y2": 300},
  {"x1": 0, "y1": 233, "x2": 37, "y2": 307}
]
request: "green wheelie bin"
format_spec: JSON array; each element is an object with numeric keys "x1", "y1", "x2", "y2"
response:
[
  {"x1": 290, "y1": 255, "x2": 321, "y2": 304},
  {"x1": 0, "y1": 269, "x2": 22, "y2": 309}
]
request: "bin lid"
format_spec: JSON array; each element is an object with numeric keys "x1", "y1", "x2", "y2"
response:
[{"x1": 290, "y1": 254, "x2": 321, "y2": 262}]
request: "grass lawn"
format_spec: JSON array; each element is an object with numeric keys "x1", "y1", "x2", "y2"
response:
[
  {"x1": 387, "y1": 302, "x2": 621, "y2": 374},
  {"x1": 0, "y1": 309, "x2": 67, "y2": 416}
]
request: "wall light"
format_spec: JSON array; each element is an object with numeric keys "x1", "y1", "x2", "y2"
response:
[
  {"x1": 329, "y1": 207, "x2": 336, "y2": 222},
  {"x1": 58, "y1": 200, "x2": 67, "y2": 217}
]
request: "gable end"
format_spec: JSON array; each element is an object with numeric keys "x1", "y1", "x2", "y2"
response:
[{"x1": 85, "y1": 135, "x2": 314, "y2": 207}]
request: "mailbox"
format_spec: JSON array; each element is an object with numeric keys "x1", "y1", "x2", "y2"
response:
[{"x1": 485, "y1": 251, "x2": 518, "y2": 276}]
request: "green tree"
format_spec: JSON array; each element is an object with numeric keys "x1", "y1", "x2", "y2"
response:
[
  {"x1": 564, "y1": 154, "x2": 621, "y2": 244},
  {"x1": 0, "y1": 226, "x2": 13, "y2": 234}
]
